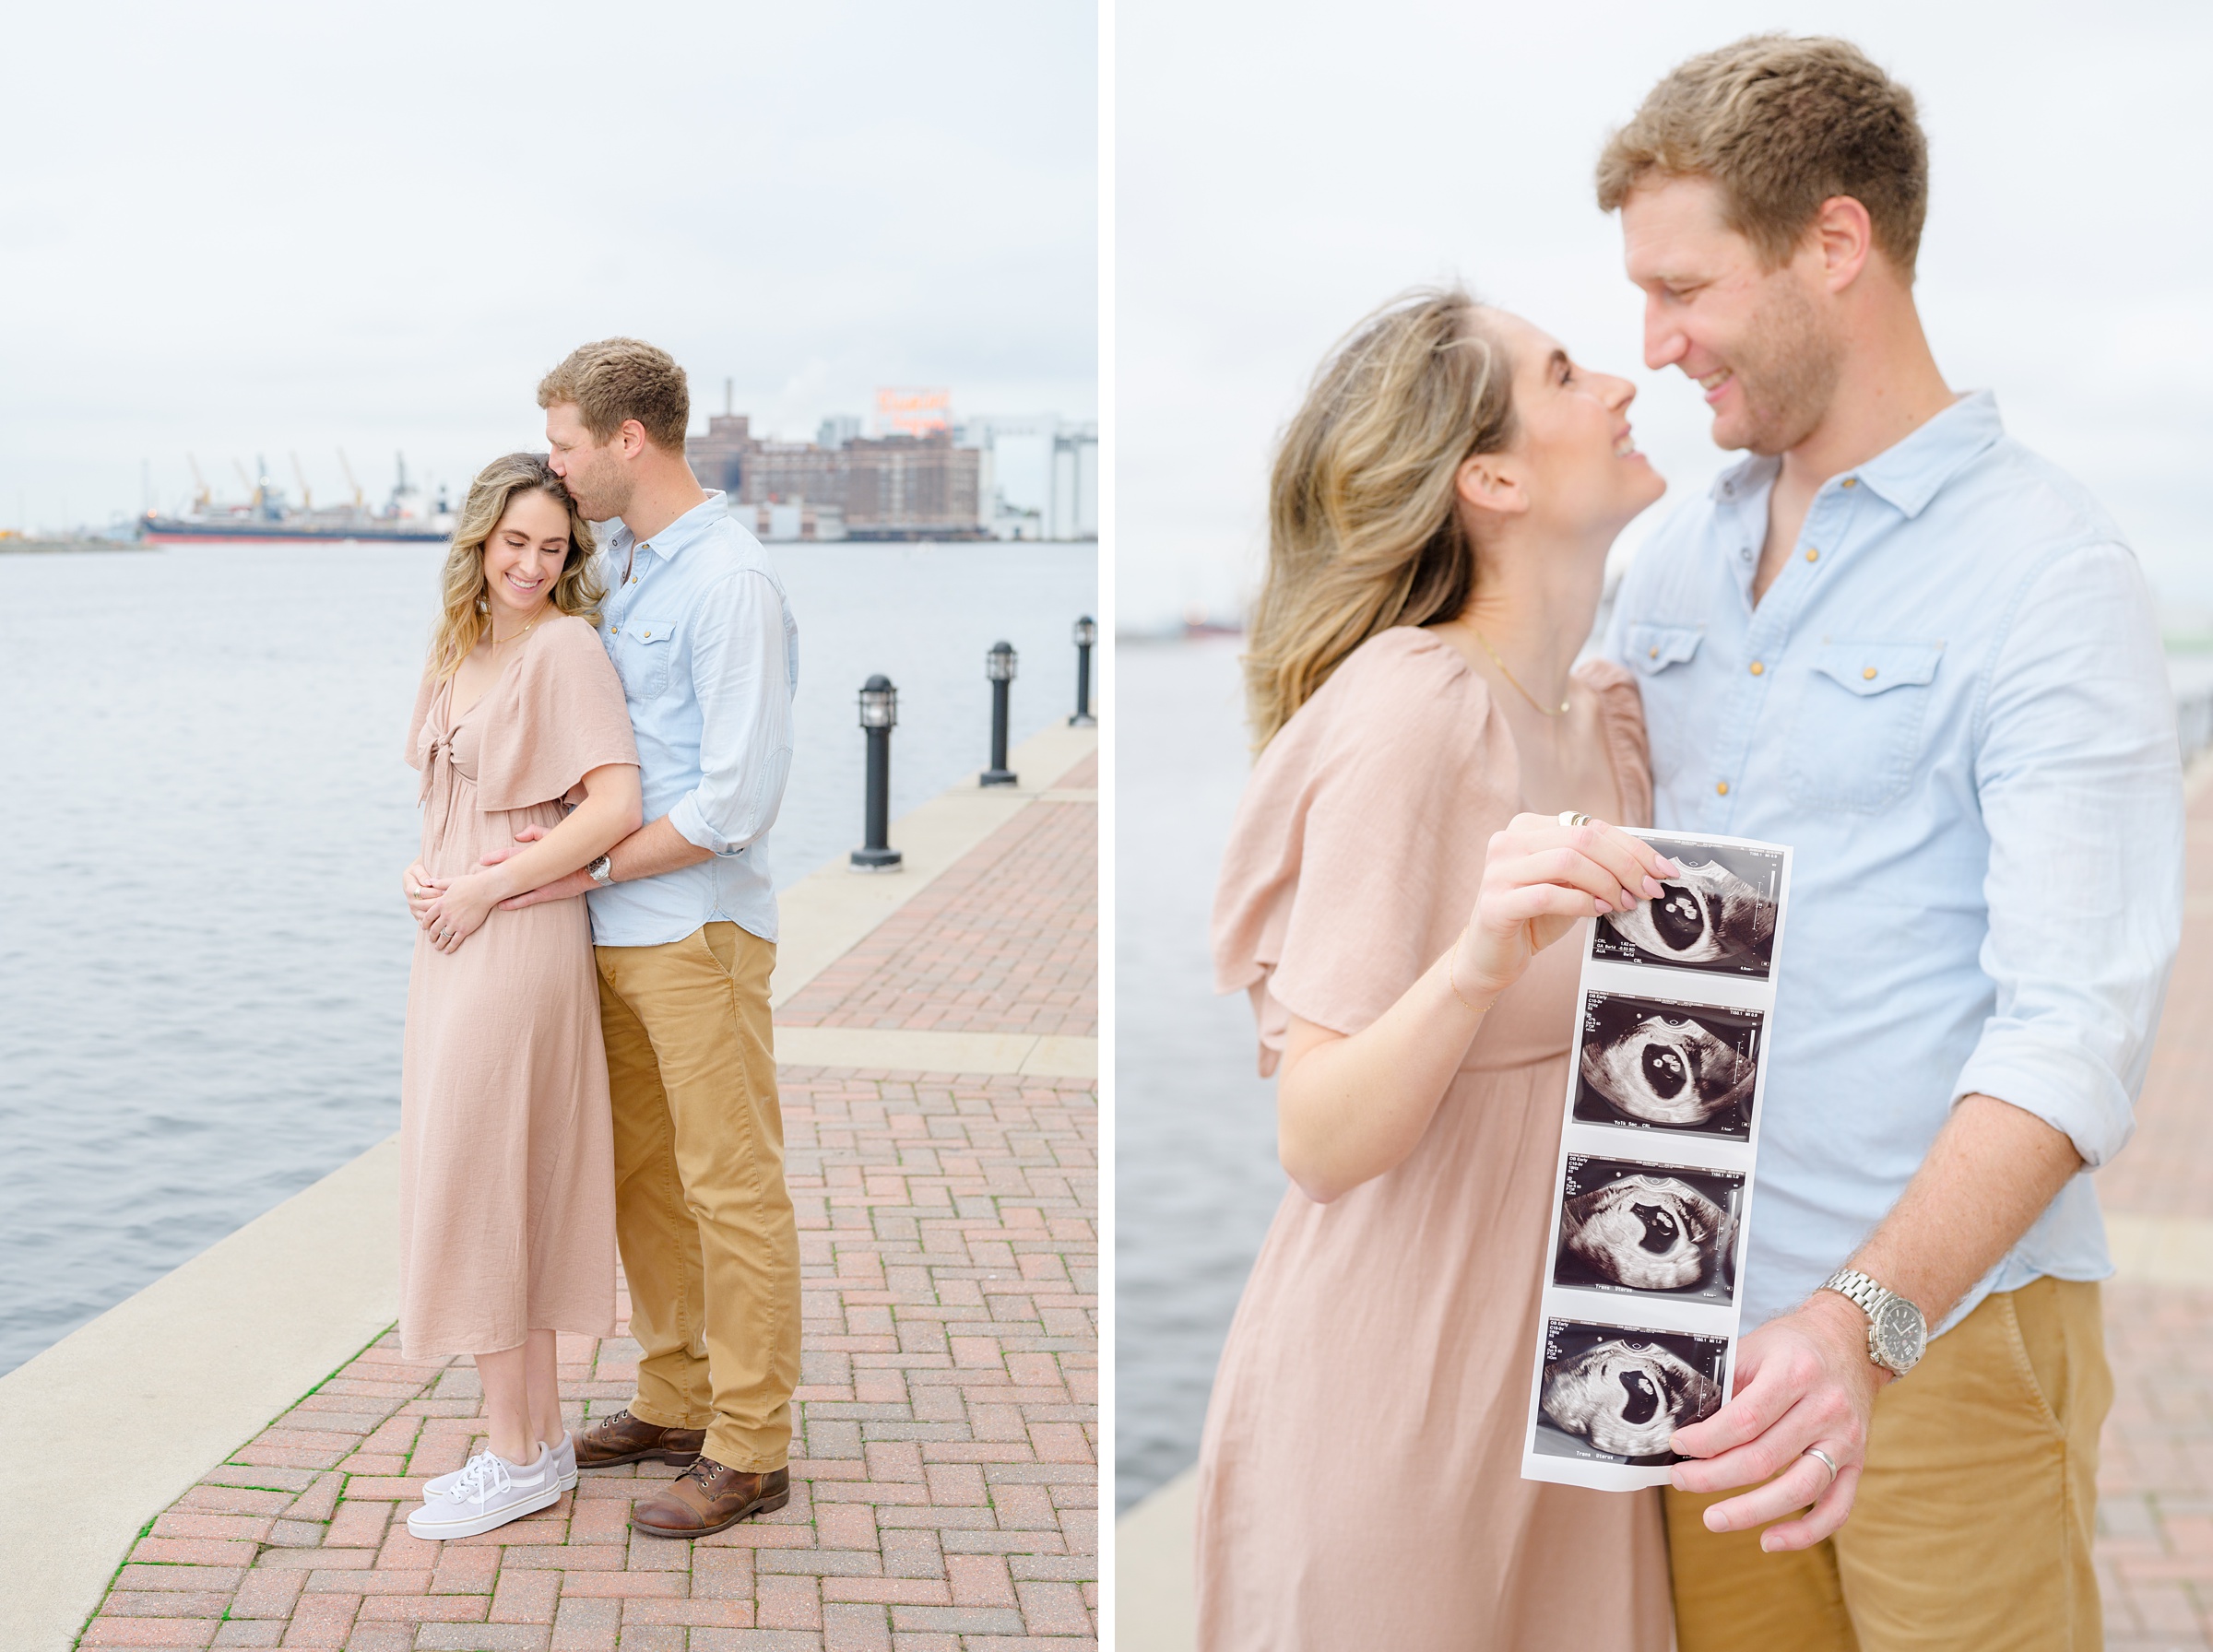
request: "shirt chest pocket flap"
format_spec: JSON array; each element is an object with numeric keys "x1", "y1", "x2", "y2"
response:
[
  {"x1": 1785, "y1": 641, "x2": 1945, "y2": 810},
  {"x1": 1627, "y1": 622, "x2": 1703, "y2": 676},
  {"x1": 621, "y1": 618, "x2": 680, "y2": 697}
]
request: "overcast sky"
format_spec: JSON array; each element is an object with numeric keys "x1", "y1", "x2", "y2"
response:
[
  {"x1": 1118, "y1": 0, "x2": 2213, "y2": 632},
  {"x1": 3, "y1": 1, "x2": 1095, "y2": 528}
]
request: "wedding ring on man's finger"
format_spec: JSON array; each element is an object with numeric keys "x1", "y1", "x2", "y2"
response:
[
  {"x1": 1804, "y1": 1446, "x2": 1840, "y2": 1487},
  {"x1": 1557, "y1": 810, "x2": 1592, "y2": 828}
]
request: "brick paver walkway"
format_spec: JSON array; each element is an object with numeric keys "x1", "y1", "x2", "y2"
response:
[
  {"x1": 2097, "y1": 774, "x2": 2213, "y2": 1650},
  {"x1": 76, "y1": 762, "x2": 1098, "y2": 1649},
  {"x1": 778, "y1": 804, "x2": 1096, "y2": 1040}
]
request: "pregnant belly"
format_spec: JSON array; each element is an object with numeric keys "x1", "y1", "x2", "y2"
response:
[{"x1": 420, "y1": 798, "x2": 571, "y2": 880}]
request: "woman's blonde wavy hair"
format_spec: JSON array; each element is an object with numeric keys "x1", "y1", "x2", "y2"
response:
[
  {"x1": 429, "y1": 453, "x2": 605, "y2": 679},
  {"x1": 1244, "y1": 287, "x2": 1519, "y2": 749}
]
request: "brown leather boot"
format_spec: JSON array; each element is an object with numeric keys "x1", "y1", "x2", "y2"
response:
[
  {"x1": 630, "y1": 1456, "x2": 790, "y2": 1538},
  {"x1": 572, "y1": 1409, "x2": 706, "y2": 1470}
]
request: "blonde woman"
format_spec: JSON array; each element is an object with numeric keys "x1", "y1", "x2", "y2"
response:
[
  {"x1": 396, "y1": 453, "x2": 641, "y2": 1540},
  {"x1": 1201, "y1": 290, "x2": 1679, "y2": 1648}
]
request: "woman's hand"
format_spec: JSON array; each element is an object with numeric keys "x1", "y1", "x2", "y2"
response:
[
  {"x1": 1451, "y1": 813, "x2": 1678, "y2": 1004},
  {"x1": 420, "y1": 870, "x2": 504, "y2": 954},
  {"x1": 402, "y1": 861, "x2": 447, "y2": 922}
]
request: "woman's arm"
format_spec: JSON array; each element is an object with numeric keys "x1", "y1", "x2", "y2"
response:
[
  {"x1": 419, "y1": 763, "x2": 644, "y2": 952},
  {"x1": 1275, "y1": 814, "x2": 1674, "y2": 1203}
]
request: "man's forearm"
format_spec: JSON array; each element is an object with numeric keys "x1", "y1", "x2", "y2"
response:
[
  {"x1": 1846, "y1": 1092, "x2": 2084, "y2": 1325},
  {"x1": 607, "y1": 814, "x2": 715, "y2": 883}
]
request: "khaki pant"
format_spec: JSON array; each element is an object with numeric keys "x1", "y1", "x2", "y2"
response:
[
  {"x1": 595, "y1": 921, "x2": 800, "y2": 1472},
  {"x1": 1667, "y1": 1276, "x2": 2112, "y2": 1652}
]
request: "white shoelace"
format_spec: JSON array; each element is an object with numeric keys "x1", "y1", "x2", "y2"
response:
[{"x1": 442, "y1": 1450, "x2": 516, "y2": 1507}]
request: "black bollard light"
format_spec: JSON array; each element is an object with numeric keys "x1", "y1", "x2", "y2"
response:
[
  {"x1": 850, "y1": 675, "x2": 903, "y2": 871},
  {"x1": 1069, "y1": 616, "x2": 1097, "y2": 727},
  {"x1": 980, "y1": 640, "x2": 1019, "y2": 786}
]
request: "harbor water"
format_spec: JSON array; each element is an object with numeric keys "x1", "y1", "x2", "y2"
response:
[{"x1": 0, "y1": 537, "x2": 1096, "y2": 1376}]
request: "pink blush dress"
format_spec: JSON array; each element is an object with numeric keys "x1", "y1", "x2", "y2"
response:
[
  {"x1": 1200, "y1": 626, "x2": 1672, "y2": 1652},
  {"x1": 398, "y1": 617, "x2": 638, "y2": 1363}
]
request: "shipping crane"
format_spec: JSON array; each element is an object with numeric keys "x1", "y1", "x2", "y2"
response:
[
  {"x1": 337, "y1": 448, "x2": 363, "y2": 511},
  {"x1": 290, "y1": 452, "x2": 314, "y2": 512},
  {"x1": 186, "y1": 454, "x2": 211, "y2": 512}
]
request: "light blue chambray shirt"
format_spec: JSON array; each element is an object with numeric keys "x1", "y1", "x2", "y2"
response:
[
  {"x1": 586, "y1": 492, "x2": 799, "y2": 949},
  {"x1": 1604, "y1": 392, "x2": 2185, "y2": 1338}
]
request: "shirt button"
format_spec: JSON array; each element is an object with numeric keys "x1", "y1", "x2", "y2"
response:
[
  {"x1": 1741, "y1": 549, "x2": 1753, "y2": 561},
  {"x1": 1863, "y1": 666, "x2": 1878, "y2": 680},
  {"x1": 1805, "y1": 548, "x2": 1820, "y2": 562},
  {"x1": 1716, "y1": 781, "x2": 1731, "y2": 796},
  {"x1": 1841, "y1": 478, "x2": 1858, "y2": 489},
  {"x1": 1648, "y1": 645, "x2": 1660, "y2": 660},
  {"x1": 1749, "y1": 661, "x2": 1765, "y2": 676}
]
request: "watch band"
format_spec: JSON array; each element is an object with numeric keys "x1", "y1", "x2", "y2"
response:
[
  {"x1": 1825, "y1": 1268, "x2": 1891, "y2": 1316},
  {"x1": 587, "y1": 855, "x2": 614, "y2": 888}
]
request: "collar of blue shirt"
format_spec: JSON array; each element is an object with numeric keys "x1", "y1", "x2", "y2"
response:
[
  {"x1": 598, "y1": 490, "x2": 733, "y2": 569},
  {"x1": 1706, "y1": 389, "x2": 2008, "y2": 521}
]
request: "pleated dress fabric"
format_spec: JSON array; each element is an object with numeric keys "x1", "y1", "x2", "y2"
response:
[
  {"x1": 1198, "y1": 625, "x2": 1672, "y2": 1652},
  {"x1": 398, "y1": 616, "x2": 639, "y2": 1363}
]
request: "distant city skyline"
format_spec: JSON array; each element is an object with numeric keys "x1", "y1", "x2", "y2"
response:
[{"x1": 2, "y1": 0, "x2": 1096, "y2": 533}]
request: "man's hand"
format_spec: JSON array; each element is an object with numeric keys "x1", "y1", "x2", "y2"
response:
[
  {"x1": 480, "y1": 825, "x2": 593, "y2": 910},
  {"x1": 1669, "y1": 1289, "x2": 1885, "y2": 1551}
]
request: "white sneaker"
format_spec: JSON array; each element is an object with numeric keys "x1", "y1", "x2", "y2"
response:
[
  {"x1": 421, "y1": 1432, "x2": 576, "y2": 1499},
  {"x1": 406, "y1": 1444, "x2": 562, "y2": 1540}
]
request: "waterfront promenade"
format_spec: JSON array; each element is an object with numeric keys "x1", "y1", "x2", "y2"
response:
[
  {"x1": 1117, "y1": 754, "x2": 2213, "y2": 1652},
  {"x1": 24, "y1": 723, "x2": 1097, "y2": 1652}
]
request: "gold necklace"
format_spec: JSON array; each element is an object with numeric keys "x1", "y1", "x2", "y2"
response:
[
  {"x1": 1469, "y1": 625, "x2": 1569, "y2": 717},
  {"x1": 489, "y1": 617, "x2": 539, "y2": 651}
]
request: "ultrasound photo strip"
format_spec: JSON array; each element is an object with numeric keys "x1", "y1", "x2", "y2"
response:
[
  {"x1": 1589, "y1": 833, "x2": 1785, "y2": 981},
  {"x1": 1522, "y1": 827, "x2": 1793, "y2": 1493},
  {"x1": 1532, "y1": 1318, "x2": 1732, "y2": 1469},
  {"x1": 1552, "y1": 1156, "x2": 1746, "y2": 1305},
  {"x1": 1575, "y1": 994, "x2": 1764, "y2": 1141}
]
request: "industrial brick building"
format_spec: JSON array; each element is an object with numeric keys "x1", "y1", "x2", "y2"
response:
[{"x1": 683, "y1": 415, "x2": 983, "y2": 540}]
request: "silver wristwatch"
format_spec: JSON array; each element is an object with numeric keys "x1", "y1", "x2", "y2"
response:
[
  {"x1": 1821, "y1": 1268, "x2": 1926, "y2": 1376},
  {"x1": 586, "y1": 855, "x2": 614, "y2": 888}
]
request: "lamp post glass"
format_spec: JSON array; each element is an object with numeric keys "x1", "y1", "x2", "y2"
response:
[
  {"x1": 851, "y1": 673, "x2": 903, "y2": 870},
  {"x1": 858, "y1": 677, "x2": 897, "y2": 729},
  {"x1": 982, "y1": 642, "x2": 1019, "y2": 786}
]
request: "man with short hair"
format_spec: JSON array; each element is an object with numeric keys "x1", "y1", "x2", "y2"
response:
[
  {"x1": 504, "y1": 336, "x2": 801, "y2": 1537},
  {"x1": 1598, "y1": 36, "x2": 2185, "y2": 1647}
]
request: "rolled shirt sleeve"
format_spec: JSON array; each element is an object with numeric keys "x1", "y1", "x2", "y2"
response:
[
  {"x1": 1953, "y1": 541, "x2": 2185, "y2": 1166},
  {"x1": 666, "y1": 568, "x2": 796, "y2": 857}
]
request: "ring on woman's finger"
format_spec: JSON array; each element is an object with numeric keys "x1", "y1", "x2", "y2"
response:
[
  {"x1": 1556, "y1": 810, "x2": 1592, "y2": 828},
  {"x1": 1804, "y1": 1446, "x2": 1840, "y2": 1487}
]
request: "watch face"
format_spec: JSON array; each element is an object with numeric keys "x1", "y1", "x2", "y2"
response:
[{"x1": 1874, "y1": 1297, "x2": 1925, "y2": 1369}]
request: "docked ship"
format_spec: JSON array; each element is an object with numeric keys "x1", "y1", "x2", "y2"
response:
[{"x1": 141, "y1": 454, "x2": 454, "y2": 545}]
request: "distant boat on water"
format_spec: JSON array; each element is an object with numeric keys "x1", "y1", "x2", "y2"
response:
[{"x1": 140, "y1": 451, "x2": 455, "y2": 545}]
